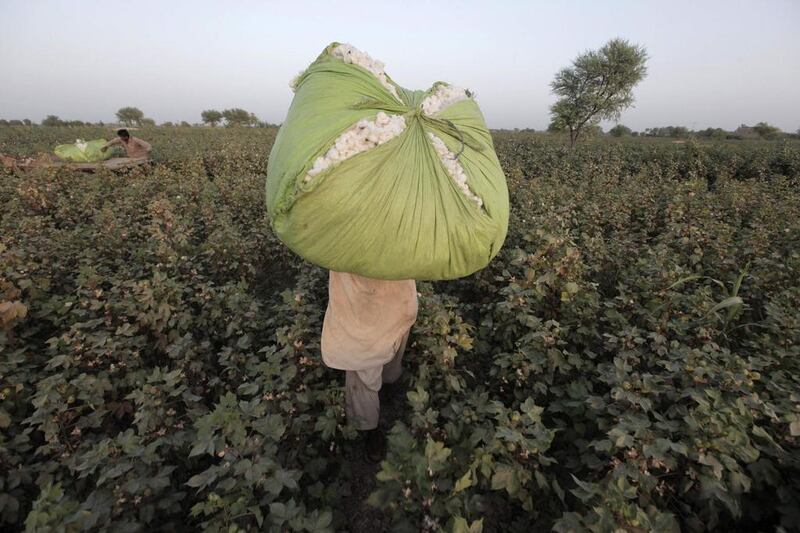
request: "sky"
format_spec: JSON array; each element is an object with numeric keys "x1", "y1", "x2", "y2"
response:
[{"x1": 1, "y1": 0, "x2": 798, "y2": 131}]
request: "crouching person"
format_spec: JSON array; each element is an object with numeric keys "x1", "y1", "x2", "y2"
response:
[
  {"x1": 101, "y1": 128, "x2": 152, "y2": 159},
  {"x1": 321, "y1": 271, "x2": 417, "y2": 462}
]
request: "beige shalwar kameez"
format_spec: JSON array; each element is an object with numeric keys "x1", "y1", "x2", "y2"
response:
[
  {"x1": 321, "y1": 271, "x2": 417, "y2": 430},
  {"x1": 102, "y1": 136, "x2": 152, "y2": 159}
]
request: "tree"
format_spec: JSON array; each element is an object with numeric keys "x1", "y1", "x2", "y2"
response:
[
  {"x1": 201, "y1": 109, "x2": 223, "y2": 127},
  {"x1": 550, "y1": 38, "x2": 648, "y2": 148},
  {"x1": 609, "y1": 124, "x2": 632, "y2": 137},
  {"x1": 547, "y1": 117, "x2": 567, "y2": 133},
  {"x1": 180, "y1": 121, "x2": 191, "y2": 128},
  {"x1": 583, "y1": 124, "x2": 604, "y2": 139},
  {"x1": 42, "y1": 115, "x2": 63, "y2": 126},
  {"x1": 697, "y1": 127, "x2": 728, "y2": 140},
  {"x1": 753, "y1": 121, "x2": 781, "y2": 140},
  {"x1": 222, "y1": 108, "x2": 255, "y2": 127},
  {"x1": 644, "y1": 126, "x2": 689, "y2": 138},
  {"x1": 116, "y1": 107, "x2": 145, "y2": 126},
  {"x1": 22, "y1": 119, "x2": 32, "y2": 126},
  {"x1": 140, "y1": 118, "x2": 156, "y2": 127}
]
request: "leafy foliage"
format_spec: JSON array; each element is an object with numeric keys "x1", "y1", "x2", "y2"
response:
[
  {"x1": 753, "y1": 122, "x2": 782, "y2": 140},
  {"x1": 609, "y1": 124, "x2": 632, "y2": 137},
  {"x1": 222, "y1": 109, "x2": 258, "y2": 128},
  {"x1": 201, "y1": 110, "x2": 223, "y2": 127},
  {"x1": 551, "y1": 38, "x2": 648, "y2": 148},
  {"x1": 115, "y1": 107, "x2": 146, "y2": 127},
  {"x1": 1, "y1": 126, "x2": 799, "y2": 531}
]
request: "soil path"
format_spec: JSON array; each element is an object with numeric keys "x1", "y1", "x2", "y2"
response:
[{"x1": 343, "y1": 377, "x2": 408, "y2": 532}]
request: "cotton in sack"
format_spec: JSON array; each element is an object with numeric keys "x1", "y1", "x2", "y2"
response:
[
  {"x1": 54, "y1": 139, "x2": 114, "y2": 163},
  {"x1": 266, "y1": 42, "x2": 509, "y2": 280}
]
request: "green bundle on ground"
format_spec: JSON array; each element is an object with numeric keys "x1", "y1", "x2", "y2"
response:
[
  {"x1": 54, "y1": 139, "x2": 113, "y2": 163},
  {"x1": 266, "y1": 42, "x2": 509, "y2": 280}
]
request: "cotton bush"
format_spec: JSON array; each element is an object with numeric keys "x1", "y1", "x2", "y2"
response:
[
  {"x1": 427, "y1": 132, "x2": 483, "y2": 208},
  {"x1": 330, "y1": 43, "x2": 401, "y2": 101},
  {"x1": 304, "y1": 112, "x2": 406, "y2": 182},
  {"x1": 2, "y1": 126, "x2": 800, "y2": 531},
  {"x1": 421, "y1": 84, "x2": 470, "y2": 116}
]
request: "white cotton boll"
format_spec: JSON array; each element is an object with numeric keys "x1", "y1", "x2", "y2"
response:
[
  {"x1": 330, "y1": 43, "x2": 402, "y2": 102},
  {"x1": 427, "y1": 132, "x2": 483, "y2": 208},
  {"x1": 289, "y1": 70, "x2": 306, "y2": 92},
  {"x1": 303, "y1": 114, "x2": 407, "y2": 184},
  {"x1": 421, "y1": 84, "x2": 470, "y2": 116}
]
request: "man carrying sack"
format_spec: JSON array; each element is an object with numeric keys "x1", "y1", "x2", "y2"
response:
[
  {"x1": 266, "y1": 43, "x2": 508, "y2": 462},
  {"x1": 321, "y1": 272, "x2": 418, "y2": 461}
]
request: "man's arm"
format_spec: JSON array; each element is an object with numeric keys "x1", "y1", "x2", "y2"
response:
[
  {"x1": 101, "y1": 138, "x2": 121, "y2": 151},
  {"x1": 134, "y1": 138, "x2": 152, "y2": 152}
]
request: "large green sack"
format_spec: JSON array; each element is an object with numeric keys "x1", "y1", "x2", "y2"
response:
[
  {"x1": 266, "y1": 43, "x2": 509, "y2": 280},
  {"x1": 54, "y1": 139, "x2": 113, "y2": 163}
]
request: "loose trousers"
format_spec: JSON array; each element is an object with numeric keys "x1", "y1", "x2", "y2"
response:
[{"x1": 344, "y1": 332, "x2": 409, "y2": 430}]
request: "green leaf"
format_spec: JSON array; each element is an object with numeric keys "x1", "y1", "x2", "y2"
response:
[
  {"x1": 565, "y1": 281, "x2": 579, "y2": 294},
  {"x1": 491, "y1": 464, "x2": 520, "y2": 495},
  {"x1": 186, "y1": 468, "x2": 217, "y2": 490},
  {"x1": 570, "y1": 474, "x2": 599, "y2": 502},
  {"x1": 237, "y1": 382, "x2": 259, "y2": 395},
  {"x1": 307, "y1": 509, "x2": 333, "y2": 532},
  {"x1": 450, "y1": 516, "x2": 469, "y2": 533},
  {"x1": 425, "y1": 438, "x2": 452, "y2": 471},
  {"x1": 520, "y1": 397, "x2": 543, "y2": 421},
  {"x1": 253, "y1": 414, "x2": 286, "y2": 441},
  {"x1": 269, "y1": 502, "x2": 287, "y2": 525},
  {"x1": 698, "y1": 452, "x2": 724, "y2": 479},
  {"x1": 407, "y1": 387, "x2": 429, "y2": 410},
  {"x1": 453, "y1": 470, "x2": 473, "y2": 493},
  {"x1": 707, "y1": 296, "x2": 743, "y2": 316},
  {"x1": 448, "y1": 516, "x2": 483, "y2": 533}
]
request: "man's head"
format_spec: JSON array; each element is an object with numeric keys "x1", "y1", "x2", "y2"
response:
[{"x1": 117, "y1": 128, "x2": 130, "y2": 141}]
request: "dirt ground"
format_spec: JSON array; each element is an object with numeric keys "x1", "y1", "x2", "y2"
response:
[{"x1": 342, "y1": 376, "x2": 408, "y2": 532}]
